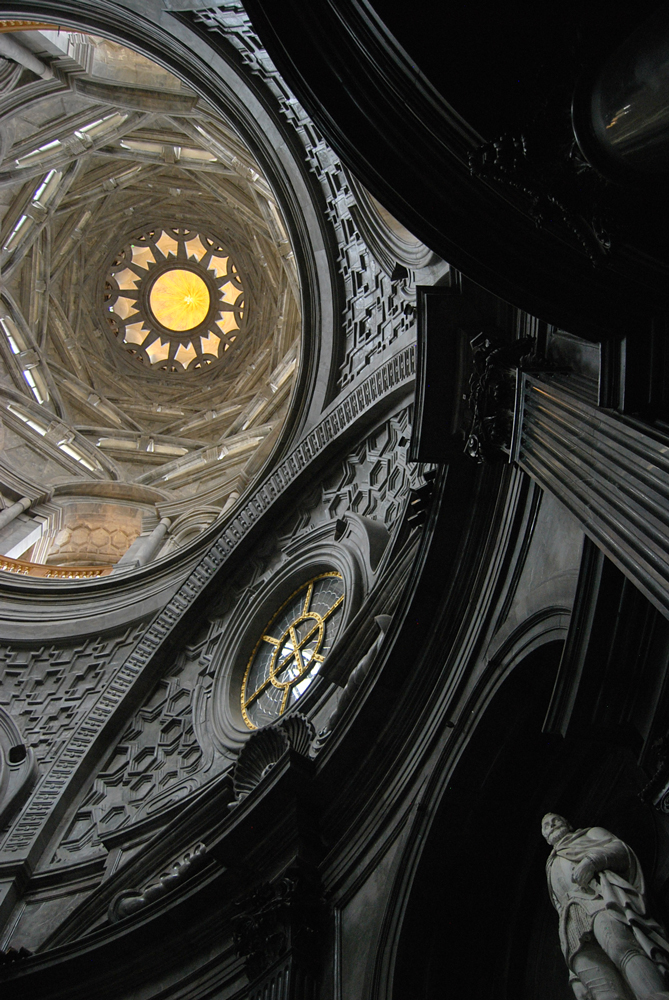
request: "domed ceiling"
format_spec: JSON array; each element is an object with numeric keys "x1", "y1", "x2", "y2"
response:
[{"x1": 0, "y1": 26, "x2": 301, "y2": 575}]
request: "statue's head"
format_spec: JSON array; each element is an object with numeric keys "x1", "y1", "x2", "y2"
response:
[{"x1": 542, "y1": 813, "x2": 572, "y2": 846}]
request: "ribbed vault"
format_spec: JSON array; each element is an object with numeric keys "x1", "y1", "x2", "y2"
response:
[{"x1": 0, "y1": 26, "x2": 301, "y2": 572}]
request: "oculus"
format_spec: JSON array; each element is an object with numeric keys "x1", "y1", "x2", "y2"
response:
[
  {"x1": 241, "y1": 572, "x2": 345, "y2": 729},
  {"x1": 149, "y1": 269, "x2": 210, "y2": 331},
  {"x1": 105, "y1": 228, "x2": 245, "y2": 373},
  {"x1": 0, "y1": 26, "x2": 302, "y2": 575}
]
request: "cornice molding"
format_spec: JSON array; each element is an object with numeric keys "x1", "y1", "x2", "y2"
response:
[{"x1": 242, "y1": 0, "x2": 669, "y2": 339}]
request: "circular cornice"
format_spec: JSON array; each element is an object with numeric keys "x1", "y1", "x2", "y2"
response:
[{"x1": 0, "y1": 2, "x2": 342, "y2": 598}]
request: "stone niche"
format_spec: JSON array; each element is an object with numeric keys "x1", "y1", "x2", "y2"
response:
[{"x1": 41, "y1": 501, "x2": 143, "y2": 567}]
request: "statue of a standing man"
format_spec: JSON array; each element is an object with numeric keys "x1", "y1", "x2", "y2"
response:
[{"x1": 542, "y1": 813, "x2": 669, "y2": 1000}]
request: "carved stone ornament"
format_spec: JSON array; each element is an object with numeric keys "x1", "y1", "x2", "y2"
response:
[
  {"x1": 108, "y1": 843, "x2": 209, "y2": 922},
  {"x1": 231, "y1": 713, "x2": 315, "y2": 804},
  {"x1": 232, "y1": 867, "x2": 322, "y2": 983},
  {"x1": 315, "y1": 614, "x2": 392, "y2": 750},
  {"x1": 542, "y1": 813, "x2": 669, "y2": 1000},
  {"x1": 0, "y1": 706, "x2": 37, "y2": 829},
  {"x1": 469, "y1": 131, "x2": 612, "y2": 266},
  {"x1": 464, "y1": 333, "x2": 534, "y2": 464}
]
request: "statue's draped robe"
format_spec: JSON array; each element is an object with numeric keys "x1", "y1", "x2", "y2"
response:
[{"x1": 546, "y1": 827, "x2": 669, "y2": 979}]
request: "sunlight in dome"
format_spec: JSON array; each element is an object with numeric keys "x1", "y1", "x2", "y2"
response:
[
  {"x1": 184, "y1": 234, "x2": 209, "y2": 261},
  {"x1": 150, "y1": 269, "x2": 210, "y2": 331},
  {"x1": 200, "y1": 331, "x2": 221, "y2": 356},
  {"x1": 115, "y1": 268, "x2": 140, "y2": 291},
  {"x1": 174, "y1": 341, "x2": 198, "y2": 367},
  {"x1": 216, "y1": 313, "x2": 239, "y2": 335},
  {"x1": 113, "y1": 296, "x2": 138, "y2": 320},
  {"x1": 145, "y1": 337, "x2": 171, "y2": 363},
  {"x1": 130, "y1": 245, "x2": 156, "y2": 269},
  {"x1": 123, "y1": 321, "x2": 148, "y2": 345},
  {"x1": 210, "y1": 256, "x2": 230, "y2": 279},
  {"x1": 155, "y1": 231, "x2": 179, "y2": 258},
  {"x1": 220, "y1": 284, "x2": 243, "y2": 309}
]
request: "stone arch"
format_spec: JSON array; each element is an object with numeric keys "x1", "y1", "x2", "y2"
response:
[
  {"x1": 384, "y1": 634, "x2": 568, "y2": 1000},
  {"x1": 379, "y1": 616, "x2": 669, "y2": 1000}
]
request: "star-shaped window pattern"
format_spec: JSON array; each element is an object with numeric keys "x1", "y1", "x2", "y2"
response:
[
  {"x1": 104, "y1": 228, "x2": 245, "y2": 373},
  {"x1": 241, "y1": 573, "x2": 345, "y2": 729}
]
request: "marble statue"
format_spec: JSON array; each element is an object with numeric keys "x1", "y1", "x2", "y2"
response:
[{"x1": 542, "y1": 813, "x2": 669, "y2": 1000}]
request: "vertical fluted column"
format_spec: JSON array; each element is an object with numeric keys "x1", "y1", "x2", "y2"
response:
[{"x1": 515, "y1": 374, "x2": 669, "y2": 619}]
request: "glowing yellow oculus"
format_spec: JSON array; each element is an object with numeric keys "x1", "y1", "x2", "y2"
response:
[{"x1": 149, "y1": 268, "x2": 210, "y2": 331}]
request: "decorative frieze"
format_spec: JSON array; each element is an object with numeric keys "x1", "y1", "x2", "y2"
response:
[{"x1": 194, "y1": 1, "x2": 420, "y2": 390}]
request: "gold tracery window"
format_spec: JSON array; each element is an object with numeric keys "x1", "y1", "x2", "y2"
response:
[{"x1": 241, "y1": 572, "x2": 345, "y2": 729}]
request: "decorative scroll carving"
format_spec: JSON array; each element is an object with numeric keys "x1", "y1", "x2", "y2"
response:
[
  {"x1": 469, "y1": 132, "x2": 611, "y2": 266},
  {"x1": 464, "y1": 334, "x2": 534, "y2": 463},
  {"x1": 231, "y1": 714, "x2": 314, "y2": 804},
  {"x1": 233, "y1": 866, "x2": 322, "y2": 984},
  {"x1": 108, "y1": 843, "x2": 209, "y2": 922}
]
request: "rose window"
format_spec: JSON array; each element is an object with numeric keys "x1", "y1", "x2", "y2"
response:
[
  {"x1": 104, "y1": 228, "x2": 245, "y2": 372},
  {"x1": 241, "y1": 573, "x2": 345, "y2": 729}
]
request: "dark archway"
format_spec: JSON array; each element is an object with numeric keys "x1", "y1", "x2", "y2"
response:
[{"x1": 392, "y1": 641, "x2": 666, "y2": 999}]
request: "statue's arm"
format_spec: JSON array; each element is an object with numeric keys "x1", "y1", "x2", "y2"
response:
[{"x1": 572, "y1": 830, "x2": 629, "y2": 887}]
